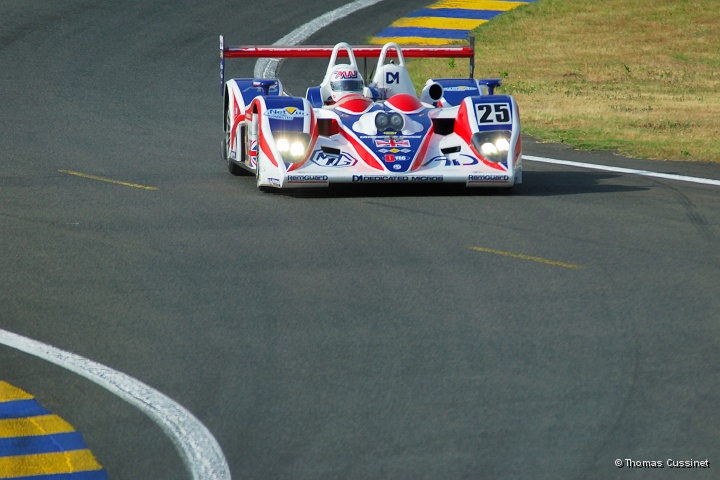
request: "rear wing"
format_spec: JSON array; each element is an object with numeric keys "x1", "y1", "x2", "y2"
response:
[{"x1": 219, "y1": 35, "x2": 475, "y2": 95}]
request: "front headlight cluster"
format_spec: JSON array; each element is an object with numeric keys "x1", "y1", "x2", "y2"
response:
[
  {"x1": 275, "y1": 133, "x2": 311, "y2": 163},
  {"x1": 471, "y1": 131, "x2": 512, "y2": 163},
  {"x1": 375, "y1": 112, "x2": 405, "y2": 133}
]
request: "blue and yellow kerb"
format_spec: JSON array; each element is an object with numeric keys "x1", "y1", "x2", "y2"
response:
[
  {"x1": 0, "y1": 382, "x2": 107, "y2": 480},
  {"x1": 371, "y1": 0, "x2": 536, "y2": 45}
]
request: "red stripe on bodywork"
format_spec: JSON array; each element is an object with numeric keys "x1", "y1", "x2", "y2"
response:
[
  {"x1": 410, "y1": 124, "x2": 435, "y2": 171},
  {"x1": 386, "y1": 94, "x2": 424, "y2": 114},
  {"x1": 340, "y1": 129, "x2": 384, "y2": 171},
  {"x1": 287, "y1": 110, "x2": 319, "y2": 172},
  {"x1": 230, "y1": 97, "x2": 244, "y2": 148},
  {"x1": 454, "y1": 100, "x2": 474, "y2": 145},
  {"x1": 514, "y1": 134, "x2": 522, "y2": 164},
  {"x1": 223, "y1": 45, "x2": 474, "y2": 60},
  {"x1": 253, "y1": 102, "x2": 280, "y2": 168},
  {"x1": 484, "y1": 159, "x2": 509, "y2": 172},
  {"x1": 258, "y1": 130, "x2": 279, "y2": 168},
  {"x1": 334, "y1": 96, "x2": 374, "y2": 114}
]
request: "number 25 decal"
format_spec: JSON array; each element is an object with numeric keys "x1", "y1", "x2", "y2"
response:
[{"x1": 476, "y1": 103, "x2": 511, "y2": 124}]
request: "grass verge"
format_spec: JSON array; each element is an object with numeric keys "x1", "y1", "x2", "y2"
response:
[{"x1": 406, "y1": 0, "x2": 720, "y2": 162}]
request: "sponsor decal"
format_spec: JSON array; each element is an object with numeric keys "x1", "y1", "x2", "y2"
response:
[
  {"x1": 385, "y1": 72, "x2": 399, "y2": 84},
  {"x1": 378, "y1": 148, "x2": 411, "y2": 154},
  {"x1": 375, "y1": 138, "x2": 411, "y2": 148},
  {"x1": 310, "y1": 151, "x2": 357, "y2": 168},
  {"x1": 422, "y1": 154, "x2": 479, "y2": 167},
  {"x1": 333, "y1": 70, "x2": 358, "y2": 80},
  {"x1": 444, "y1": 86, "x2": 477, "y2": 92},
  {"x1": 380, "y1": 154, "x2": 409, "y2": 163},
  {"x1": 268, "y1": 177, "x2": 281, "y2": 187},
  {"x1": 287, "y1": 174, "x2": 330, "y2": 183},
  {"x1": 265, "y1": 107, "x2": 309, "y2": 121},
  {"x1": 352, "y1": 175, "x2": 443, "y2": 183},
  {"x1": 467, "y1": 174, "x2": 510, "y2": 183}
]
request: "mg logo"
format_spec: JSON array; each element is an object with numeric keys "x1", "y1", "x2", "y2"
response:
[{"x1": 311, "y1": 151, "x2": 357, "y2": 168}]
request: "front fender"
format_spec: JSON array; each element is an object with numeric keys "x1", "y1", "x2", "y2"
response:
[
  {"x1": 453, "y1": 95, "x2": 522, "y2": 182},
  {"x1": 252, "y1": 96, "x2": 319, "y2": 188}
]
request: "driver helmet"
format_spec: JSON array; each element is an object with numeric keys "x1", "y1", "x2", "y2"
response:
[{"x1": 327, "y1": 64, "x2": 364, "y2": 103}]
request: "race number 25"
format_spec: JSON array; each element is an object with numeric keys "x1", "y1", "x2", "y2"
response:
[{"x1": 475, "y1": 103, "x2": 511, "y2": 124}]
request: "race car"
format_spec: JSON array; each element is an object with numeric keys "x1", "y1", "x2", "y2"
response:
[{"x1": 220, "y1": 36, "x2": 522, "y2": 190}]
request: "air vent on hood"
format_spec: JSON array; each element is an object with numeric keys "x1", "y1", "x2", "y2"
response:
[
  {"x1": 321, "y1": 145, "x2": 342, "y2": 156},
  {"x1": 432, "y1": 118, "x2": 455, "y2": 136},
  {"x1": 441, "y1": 145, "x2": 461, "y2": 154}
]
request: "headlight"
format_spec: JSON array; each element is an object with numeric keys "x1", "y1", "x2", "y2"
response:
[
  {"x1": 274, "y1": 132, "x2": 311, "y2": 163},
  {"x1": 375, "y1": 112, "x2": 390, "y2": 130},
  {"x1": 472, "y1": 131, "x2": 512, "y2": 163},
  {"x1": 290, "y1": 141, "x2": 305, "y2": 157},
  {"x1": 276, "y1": 138, "x2": 290, "y2": 152},
  {"x1": 389, "y1": 112, "x2": 405, "y2": 131},
  {"x1": 374, "y1": 112, "x2": 405, "y2": 134}
]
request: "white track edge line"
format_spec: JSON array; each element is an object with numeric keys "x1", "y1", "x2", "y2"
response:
[
  {"x1": 524, "y1": 155, "x2": 720, "y2": 187},
  {"x1": 4, "y1": 3, "x2": 396, "y2": 479},
  {"x1": 254, "y1": 0, "x2": 388, "y2": 79},
  {"x1": 0, "y1": 328, "x2": 231, "y2": 480}
]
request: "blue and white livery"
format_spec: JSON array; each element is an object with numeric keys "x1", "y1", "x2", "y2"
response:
[{"x1": 220, "y1": 36, "x2": 522, "y2": 190}]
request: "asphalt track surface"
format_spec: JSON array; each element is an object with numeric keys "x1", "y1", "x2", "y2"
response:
[{"x1": 1, "y1": 1, "x2": 719, "y2": 479}]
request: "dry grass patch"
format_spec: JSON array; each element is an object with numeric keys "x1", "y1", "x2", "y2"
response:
[{"x1": 407, "y1": 0, "x2": 720, "y2": 162}]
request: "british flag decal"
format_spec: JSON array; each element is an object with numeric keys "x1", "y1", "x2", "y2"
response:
[
  {"x1": 249, "y1": 139, "x2": 258, "y2": 168},
  {"x1": 375, "y1": 138, "x2": 411, "y2": 148}
]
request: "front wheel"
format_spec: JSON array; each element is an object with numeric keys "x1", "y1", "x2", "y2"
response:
[{"x1": 223, "y1": 137, "x2": 245, "y2": 176}]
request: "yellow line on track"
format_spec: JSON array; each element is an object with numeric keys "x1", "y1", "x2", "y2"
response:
[
  {"x1": 469, "y1": 246, "x2": 584, "y2": 269},
  {"x1": 370, "y1": 36, "x2": 460, "y2": 46},
  {"x1": 0, "y1": 450, "x2": 103, "y2": 478},
  {"x1": 58, "y1": 169, "x2": 158, "y2": 190},
  {"x1": 391, "y1": 17, "x2": 487, "y2": 30},
  {"x1": 0, "y1": 415, "x2": 76, "y2": 438},
  {"x1": 432, "y1": 0, "x2": 528, "y2": 11},
  {"x1": 0, "y1": 382, "x2": 33, "y2": 402}
]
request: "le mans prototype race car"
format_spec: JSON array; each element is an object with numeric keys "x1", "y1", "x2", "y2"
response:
[{"x1": 220, "y1": 36, "x2": 522, "y2": 190}]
